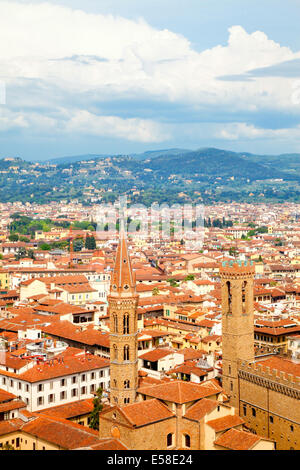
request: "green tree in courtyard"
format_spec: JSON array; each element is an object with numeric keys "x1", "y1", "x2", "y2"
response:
[{"x1": 89, "y1": 387, "x2": 104, "y2": 431}]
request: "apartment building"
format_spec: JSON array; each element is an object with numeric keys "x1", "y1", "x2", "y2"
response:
[{"x1": 0, "y1": 348, "x2": 110, "y2": 412}]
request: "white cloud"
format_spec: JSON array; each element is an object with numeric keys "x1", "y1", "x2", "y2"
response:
[
  {"x1": 1, "y1": 3, "x2": 299, "y2": 98},
  {"x1": 64, "y1": 110, "x2": 170, "y2": 142},
  {"x1": 216, "y1": 122, "x2": 300, "y2": 141},
  {"x1": 0, "y1": 111, "x2": 28, "y2": 131},
  {"x1": 0, "y1": 107, "x2": 170, "y2": 143},
  {"x1": 0, "y1": 1, "x2": 300, "y2": 144}
]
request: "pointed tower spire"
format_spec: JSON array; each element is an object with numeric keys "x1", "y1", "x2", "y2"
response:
[
  {"x1": 108, "y1": 215, "x2": 139, "y2": 406},
  {"x1": 110, "y1": 217, "x2": 135, "y2": 296}
]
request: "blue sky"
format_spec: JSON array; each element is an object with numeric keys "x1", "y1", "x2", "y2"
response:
[{"x1": 0, "y1": 0, "x2": 300, "y2": 160}]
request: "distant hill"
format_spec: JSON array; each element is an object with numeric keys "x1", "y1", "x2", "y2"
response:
[
  {"x1": 146, "y1": 148, "x2": 288, "y2": 180},
  {"x1": 45, "y1": 147, "x2": 300, "y2": 178},
  {"x1": 244, "y1": 152, "x2": 300, "y2": 176},
  {"x1": 0, "y1": 147, "x2": 299, "y2": 205},
  {"x1": 46, "y1": 148, "x2": 190, "y2": 165},
  {"x1": 46, "y1": 154, "x2": 110, "y2": 165},
  {"x1": 129, "y1": 148, "x2": 190, "y2": 161}
]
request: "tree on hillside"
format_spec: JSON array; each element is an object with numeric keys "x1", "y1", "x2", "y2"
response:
[
  {"x1": 27, "y1": 249, "x2": 35, "y2": 260},
  {"x1": 39, "y1": 243, "x2": 51, "y2": 251},
  {"x1": 9, "y1": 233, "x2": 19, "y2": 242},
  {"x1": 19, "y1": 236, "x2": 30, "y2": 243},
  {"x1": 74, "y1": 238, "x2": 84, "y2": 252},
  {"x1": 85, "y1": 235, "x2": 96, "y2": 250},
  {"x1": 15, "y1": 247, "x2": 27, "y2": 260}
]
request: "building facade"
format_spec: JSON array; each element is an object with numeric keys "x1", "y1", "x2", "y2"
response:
[
  {"x1": 108, "y1": 229, "x2": 139, "y2": 405},
  {"x1": 220, "y1": 260, "x2": 300, "y2": 450},
  {"x1": 220, "y1": 260, "x2": 255, "y2": 409}
]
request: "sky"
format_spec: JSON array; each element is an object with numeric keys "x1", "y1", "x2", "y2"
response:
[{"x1": 0, "y1": 0, "x2": 300, "y2": 160}]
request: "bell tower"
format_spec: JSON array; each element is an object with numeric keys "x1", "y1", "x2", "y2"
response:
[
  {"x1": 108, "y1": 225, "x2": 139, "y2": 406},
  {"x1": 220, "y1": 260, "x2": 255, "y2": 409}
]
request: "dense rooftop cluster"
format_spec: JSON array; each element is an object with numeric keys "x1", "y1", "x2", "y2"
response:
[{"x1": 0, "y1": 201, "x2": 298, "y2": 450}]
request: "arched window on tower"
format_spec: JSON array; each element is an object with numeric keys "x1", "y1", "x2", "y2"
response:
[
  {"x1": 167, "y1": 433, "x2": 173, "y2": 447},
  {"x1": 113, "y1": 314, "x2": 118, "y2": 333},
  {"x1": 124, "y1": 345, "x2": 130, "y2": 361},
  {"x1": 124, "y1": 380, "x2": 130, "y2": 389},
  {"x1": 242, "y1": 281, "x2": 247, "y2": 314},
  {"x1": 123, "y1": 314, "x2": 129, "y2": 334},
  {"x1": 113, "y1": 344, "x2": 118, "y2": 360},
  {"x1": 185, "y1": 434, "x2": 191, "y2": 448},
  {"x1": 226, "y1": 281, "x2": 232, "y2": 314}
]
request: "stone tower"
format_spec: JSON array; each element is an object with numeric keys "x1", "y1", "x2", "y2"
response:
[
  {"x1": 108, "y1": 227, "x2": 139, "y2": 406},
  {"x1": 220, "y1": 260, "x2": 255, "y2": 409}
]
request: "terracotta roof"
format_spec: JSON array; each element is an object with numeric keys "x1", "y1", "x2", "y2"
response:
[
  {"x1": 139, "y1": 348, "x2": 175, "y2": 362},
  {"x1": 139, "y1": 329, "x2": 169, "y2": 338},
  {"x1": 255, "y1": 356, "x2": 300, "y2": 378},
  {"x1": 33, "y1": 303, "x2": 91, "y2": 315},
  {"x1": 41, "y1": 274, "x2": 91, "y2": 286},
  {"x1": 207, "y1": 414, "x2": 244, "y2": 432},
  {"x1": 181, "y1": 348, "x2": 205, "y2": 361},
  {"x1": 138, "y1": 375, "x2": 164, "y2": 387},
  {"x1": 136, "y1": 283, "x2": 165, "y2": 292},
  {"x1": 37, "y1": 398, "x2": 95, "y2": 419},
  {"x1": 120, "y1": 398, "x2": 174, "y2": 426},
  {"x1": 7, "y1": 351, "x2": 109, "y2": 383},
  {"x1": 184, "y1": 398, "x2": 219, "y2": 420},
  {"x1": 61, "y1": 284, "x2": 97, "y2": 293},
  {"x1": 0, "y1": 389, "x2": 17, "y2": 402},
  {"x1": 255, "y1": 319, "x2": 297, "y2": 328},
  {"x1": 0, "y1": 399, "x2": 26, "y2": 414},
  {"x1": 214, "y1": 428, "x2": 261, "y2": 450},
  {"x1": 0, "y1": 418, "x2": 23, "y2": 436},
  {"x1": 169, "y1": 363, "x2": 209, "y2": 378},
  {"x1": 197, "y1": 319, "x2": 216, "y2": 328},
  {"x1": 254, "y1": 325, "x2": 300, "y2": 336},
  {"x1": 21, "y1": 415, "x2": 101, "y2": 449},
  {"x1": 0, "y1": 352, "x2": 31, "y2": 370},
  {"x1": 201, "y1": 335, "x2": 222, "y2": 344},
  {"x1": 138, "y1": 380, "x2": 222, "y2": 404},
  {"x1": 82, "y1": 438, "x2": 128, "y2": 450},
  {"x1": 41, "y1": 322, "x2": 110, "y2": 348}
]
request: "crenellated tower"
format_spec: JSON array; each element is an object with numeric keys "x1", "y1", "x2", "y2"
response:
[
  {"x1": 220, "y1": 260, "x2": 255, "y2": 409},
  {"x1": 108, "y1": 227, "x2": 139, "y2": 406}
]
